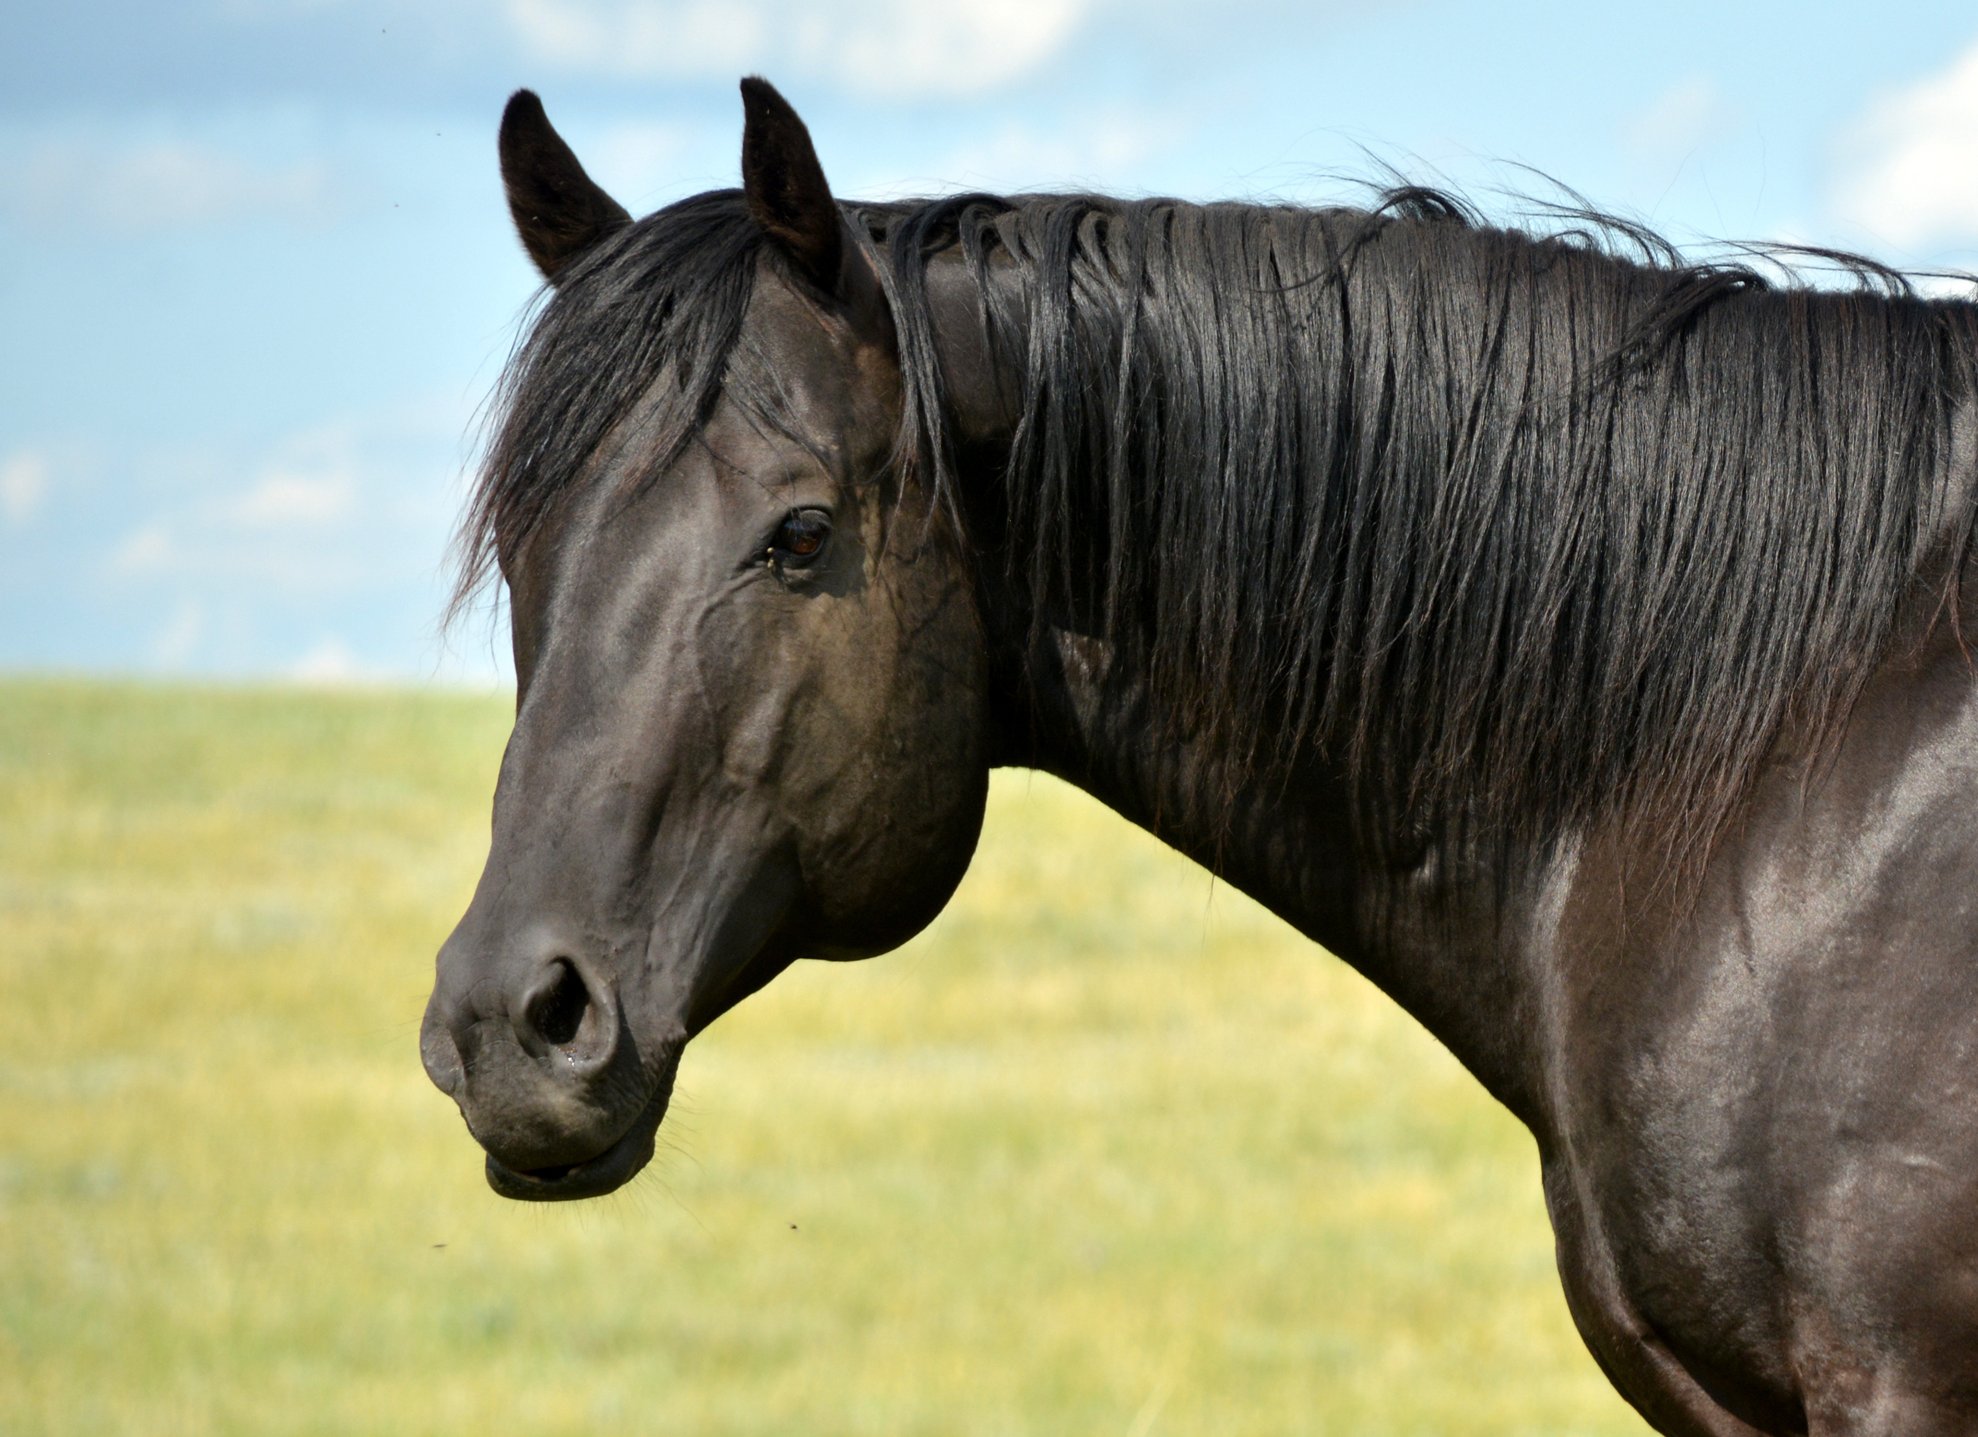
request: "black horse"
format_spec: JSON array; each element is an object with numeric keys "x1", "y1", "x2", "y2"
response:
[{"x1": 422, "y1": 79, "x2": 1978, "y2": 1435}]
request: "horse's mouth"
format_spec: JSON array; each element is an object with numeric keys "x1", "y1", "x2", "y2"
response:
[{"x1": 482, "y1": 1080, "x2": 672, "y2": 1203}]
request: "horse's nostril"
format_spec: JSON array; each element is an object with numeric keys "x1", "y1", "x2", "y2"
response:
[{"x1": 528, "y1": 959, "x2": 591, "y2": 1048}]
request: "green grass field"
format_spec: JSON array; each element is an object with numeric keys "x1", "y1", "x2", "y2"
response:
[{"x1": 0, "y1": 677, "x2": 1649, "y2": 1435}]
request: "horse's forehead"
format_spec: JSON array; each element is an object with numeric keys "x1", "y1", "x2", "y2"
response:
[{"x1": 736, "y1": 267, "x2": 901, "y2": 439}]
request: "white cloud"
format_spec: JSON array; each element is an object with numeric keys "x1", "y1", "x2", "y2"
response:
[
  {"x1": 88, "y1": 396, "x2": 477, "y2": 673},
  {"x1": 108, "y1": 524, "x2": 178, "y2": 578},
  {"x1": 229, "y1": 470, "x2": 355, "y2": 528},
  {"x1": 152, "y1": 600, "x2": 206, "y2": 668},
  {"x1": 506, "y1": 0, "x2": 765, "y2": 75},
  {"x1": 106, "y1": 459, "x2": 357, "y2": 583},
  {"x1": 585, "y1": 120, "x2": 712, "y2": 205},
  {"x1": 0, "y1": 452, "x2": 49, "y2": 525},
  {"x1": 1623, "y1": 76, "x2": 1736, "y2": 167},
  {"x1": 287, "y1": 636, "x2": 379, "y2": 686},
  {"x1": 928, "y1": 110, "x2": 1175, "y2": 193},
  {"x1": 1833, "y1": 38, "x2": 1978, "y2": 248},
  {"x1": 831, "y1": 3, "x2": 1088, "y2": 93},
  {"x1": 502, "y1": 0, "x2": 1093, "y2": 97},
  {"x1": 26, "y1": 387, "x2": 480, "y2": 677},
  {"x1": 0, "y1": 134, "x2": 339, "y2": 233}
]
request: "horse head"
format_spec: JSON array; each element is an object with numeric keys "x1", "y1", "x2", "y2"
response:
[{"x1": 421, "y1": 81, "x2": 990, "y2": 1200}]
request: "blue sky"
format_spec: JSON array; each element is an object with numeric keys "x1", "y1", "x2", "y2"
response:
[{"x1": 6, "y1": 0, "x2": 1978, "y2": 686}]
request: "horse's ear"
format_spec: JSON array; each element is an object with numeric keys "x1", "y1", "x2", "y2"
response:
[
  {"x1": 739, "y1": 77, "x2": 842, "y2": 292},
  {"x1": 499, "y1": 90, "x2": 631, "y2": 284}
]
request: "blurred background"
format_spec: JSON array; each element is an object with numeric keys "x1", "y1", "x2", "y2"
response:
[
  {"x1": 6, "y1": 3, "x2": 1978, "y2": 1434},
  {"x1": 4, "y1": 0, "x2": 1977, "y2": 685}
]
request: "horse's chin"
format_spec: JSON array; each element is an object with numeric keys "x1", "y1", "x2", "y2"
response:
[{"x1": 481, "y1": 1076, "x2": 673, "y2": 1203}]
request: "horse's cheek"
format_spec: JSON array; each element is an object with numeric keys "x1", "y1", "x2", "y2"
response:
[
  {"x1": 802, "y1": 560, "x2": 990, "y2": 948},
  {"x1": 688, "y1": 549, "x2": 988, "y2": 953},
  {"x1": 688, "y1": 587, "x2": 812, "y2": 793},
  {"x1": 759, "y1": 560, "x2": 982, "y2": 946}
]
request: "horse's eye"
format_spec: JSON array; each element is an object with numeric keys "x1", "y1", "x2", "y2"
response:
[{"x1": 769, "y1": 509, "x2": 831, "y2": 566}]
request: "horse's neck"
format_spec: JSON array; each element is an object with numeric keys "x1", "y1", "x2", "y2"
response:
[
  {"x1": 984, "y1": 615, "x2": 1549, "y2": 1122},
  {"x1": 923, "y1": 245, "x2": 1549, "y2": 1118}
]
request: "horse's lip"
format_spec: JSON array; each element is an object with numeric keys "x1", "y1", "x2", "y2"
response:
[{"x1": 483, "y1": 1080, "x2": 671, "y2": 1203}]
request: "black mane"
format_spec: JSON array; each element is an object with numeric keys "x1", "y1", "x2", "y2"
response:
[{"x1": 463, "y1": 182, "x2": 1978, "y2": 853}]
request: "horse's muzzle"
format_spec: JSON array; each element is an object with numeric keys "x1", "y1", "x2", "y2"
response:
[
  {"x1": 421, "y1": 933, "x2": 676, "y2": 1200},
  {"x1": 481, "y1": 1073, "x2": 674, "y2": 1201}
]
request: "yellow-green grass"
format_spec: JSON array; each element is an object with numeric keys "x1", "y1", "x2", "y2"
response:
[{"x1": 0, "y1": 677, "x2": 1648, "y2": 1436}]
